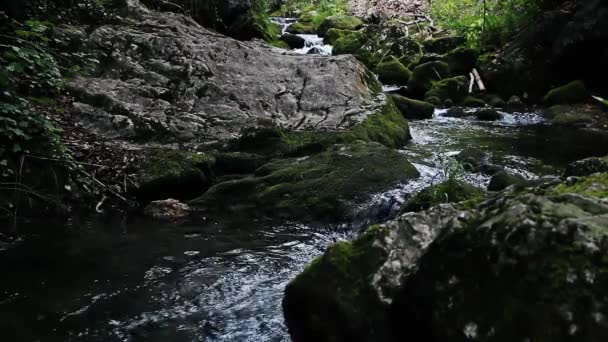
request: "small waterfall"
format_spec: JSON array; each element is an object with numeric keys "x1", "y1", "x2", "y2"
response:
[{"x1": 270, "y1": 17, "x2": 333, "y2": 56}]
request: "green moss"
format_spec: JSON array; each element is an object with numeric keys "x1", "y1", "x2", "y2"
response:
[
  {"x1": 423, "y1": 35, "x2": 466, "y2": 54},
  {"x1": 552, "y1": 173, "x2": 608, "y2": 199},
  {"x1": 390, "y1": 95, "x2": 435, "y2": 120},
  {"x1": 401, "y1": 180, "x2": 485, "y2": 212},
  {"x1": 283, "y1": 225, "x2": 391, "y2": 340},
  {"x1": 137, "y1": 149, "x2": 215, "y2": 200},
  {"x1": 543, "y1": 80, "x2": 588, "y2": 106},
  {"x1": 446, "y1": 46, "x2": 479, "y2": 76},
  {"x1": 374, "y1": 56, "x2": 411, "y2": 86},
  {"x1": 424, "y1": 76, "x2": 468, "y2": 103},
  {"x1": 461, "y1": 95, "x2": 486, "y2": 107},
  {"x1": 193, "y1": 141, "x2": 419, "y2": 221},
  {"x1": 545, "y1": 104, "x2": 597, "y2": 126},
  {"x1": 286, "y1": 22, "x2": 316, "y2": 34},
  {"x1": 324, "y1": 28, "x2": 356, "y2": 45},
  {"x1": 407, "y1": 61, "x2": 451, "y2": 99},
  {"x1": 317, "y1": 15, "x2": 363, "y2": 37}
]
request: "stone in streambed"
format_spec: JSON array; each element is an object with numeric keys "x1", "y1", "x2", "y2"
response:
[
  {"x1": 475, "y1": 108, "x2": 502, "y2": 121},
  {"x1": 144, "y1": 198, "x2": 191, "y2": 220},
  {"x1": 191, "y1": 141, "x2": 419, "y2": 222},
  {"x1": 544, "y1": 104, "x2": 598, "y2": 127},
  {"x1": 135, "y1": 149, "x2": 215, "y2": 201},
  {"x1": 281, "y1": 33, "x2": 305, "y2": 49},
  {"x1": 390, "y1": 95, "x2": 434, "y2": 120},
  {"x1": 375, "y1": 56, "x2": 411, "y2": 86},
  {"x1": 455, "y1": 147, "x2": 487, "y2": 171},
  {"x1": 543, "y1": 80, "x2": 588, "y2": 106},
  {"x1": 401, "y1": 180, "x2": 485, "y2": 213},
  {"x1": 407, "y1": 61, "x2": 451, "y2": 99},
  {"x1": 317, "y1": 15, "x2": 363, "y2": 37},
  {"x1": 461, "y1": 95, "x2": 486, "y2": 107},
  {"x1": 324, "y1": 28, "x2": 356, "y2": 45},
  {"x1": 424, "y1": 76, "x2": 468, "y2": 104},
  {"x1": 564, "y1": 156, "x2": 608, "y2": 177},
  {"x1": 446, "y1": 46, "x2": 479, "y2": 76},
  {"x1": 286, "y1": 22, "x2": 316, "y2": 34},
  {"x1": 487, "y1": 170, "x2": 527, "y2": 191},
  {"x1": 423, "y1": 35, "x2": 466, "y2": 54}
]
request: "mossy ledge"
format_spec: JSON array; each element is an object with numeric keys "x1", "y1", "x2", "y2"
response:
[{"x1": 283, "y1": 225, "x2": 391, "y2": 342}]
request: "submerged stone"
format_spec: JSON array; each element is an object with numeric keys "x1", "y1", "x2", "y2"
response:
[{"x1": 475, "y1": 108, "x2": 502, "y2": 121}]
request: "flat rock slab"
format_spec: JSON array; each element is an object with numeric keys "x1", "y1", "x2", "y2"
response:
[{"x1": 67, "y1": 12, "x2": 384, "y2": 144}]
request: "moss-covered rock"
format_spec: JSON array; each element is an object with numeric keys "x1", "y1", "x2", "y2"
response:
[
  {"x1": 401, "y1": 180, "x2": 485, "y2": 212},
  {"x1": 213, "y1": 152, "x2": 267, "y2": 175},
  {"x1": 552, "y1": 172, "x2": 608, "y2": 198},
  {"x1": 446, "y1": 46, "x2": 479, "y2": 76},
  {"x1": 375, "y1": 56, "x2": 411, "y2": 86},
  {"x1": 544, "y1": 104, "x2": 599, "y2": 127},
  {"x1": 136, "y1": 149, "x2": 215, "y2": 201},
  {"x1": 391, "y1": 192, "x2": 608, "y2": 342},
  {"x1": 422, "y1": 35, "x2": 466, "y2": 54},
  {"x1": 324, "y1": 28, "x2": 356, "y2": 45},
  {"x1": 283, "y1": 225, "x2": 391, "y2": 342},
  {"x1": 286, "y1": 21, "x2": 316, "y2": 34},
  {"x1": 487, "y1": 170, "x2": 527, "y2": 191},
  {"x1": 455, "y1": 147, "x2": 487, "y2": 171},
  {"x1": 423, "y1": 75, "x2": 468, "y2": 104},
  {"x1": 390, "y1": 95, "x2": 435, "y2": 120},
  {"x1": 543, "y1": 80, "x2": 588, "y2": 106},
  {"x1": 192, "y1": 141, "x2": 419, "y2": 222},
  {"x1": 317, "y1": 15, "x2": 363, "y2": 37},
  {"x1": 564, "y1": 156, "x2": 608, "y2": 177},
  {"x1": 461, "y1": 95, "x2": 486, "y2": 107},
  {"x1": 407, "y1": 61, "x2": 451, "y2": 99},
  {"x1": 483, "y1": 93, "x2": 506, "y2": 108}
]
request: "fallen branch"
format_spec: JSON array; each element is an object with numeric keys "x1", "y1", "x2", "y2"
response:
[
  {"x1": 469, "y1": 73, "x2": 475, "y2": 94},
  {"x1": 472, "y1": 68, "x2": 486, "y2": 92}
]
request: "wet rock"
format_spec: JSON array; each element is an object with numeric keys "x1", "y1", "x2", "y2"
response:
[
  {"x1": 543, "y1": 80, "x2": 589, "y2": 106},
  {"x1": 446, "y1": 46, "x2": 479, "y2": 76},
  {"x1": 317, "y1": 15, "x2": 363, "y2": 37},
  {"x1": 135, "y1": 149, "x2": 215, "y2": 201},
  {"x1": 455, "y1": 147, "x2": 487, "y2": 171},
  {"x1": 390, "y1": 95, "x2": 434, "y2": 120},
  {"x1": 487, "y1": 170, "x2": 527, "y2": 191},
  {"x1": 423, "y1": 35, "x2": 466, "y2": 54},
  {"x1": 325, "y1": 28, "x2": 356, "y2": 45},
  {"x1": 391, "y1": 191, "x2": 608, "y2": 342},
  {"x1": 552, "y1": 172, "x2": 608, "y2": 198},
  {"x1": 191, "y1": 141, "x2": 419, "y2": 222},
  {"x1": 482, "y1": 93, "x2": 506, "y2": 108},
  {"x1": 144, "y1": 198, "x2": 191, "y2": 220},
  {"x1": 213, "y1": 152, "x2": 267, "y2": 175},
  {"x1": 407, "y1": 61, "x2": 451, "y2": 99},
  {"x1": 461, "y1": 95, "x2": 486, "y2": 107},
  {"x1": 281, "y1": 33, "x2": 305, "y2": 49},
  {"x1": 444, "y1": 107, "x2": 468, "y2": 118},
  {"x1": 478, "y1": 163, "x2": 504, "y2": 176},
  {"x1": 285, "y1": 178, "x2": 608, "y2": 342},
  {"x1": 544, "y1": 104, "x2": 599, "y2": 127},
  {"x1": 408, "y1": 53, "x2": 446, "y2": 70},
  {"x1": 286, "y1": 22, "x2": 316, "y2": 34},
  {"x1": 306, "y1": 46, "x2": 324, "y2": 55},
  {"x1": 401, "y1": 180, "x2": 485, "y2": 213},
  {"x1": 424, "y1": 76, "x2": 468, "y2": 104},
  {"x1": 475, "y1": 108, "x2": 502, "y2": 121},
  {"x1": 506, "y1": 95, "x2": 524, "y2": 111},
  {"x1": 66, "y1": 11, "x2": 386, "y2": 146},
  {"x1": 565, "y1": 156, "x2": 608, "y2": 177},
  {"x1": 375, "y1": 56, "x2": 411, "y2": 86}
]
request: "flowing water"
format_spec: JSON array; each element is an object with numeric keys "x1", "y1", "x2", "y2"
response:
[
  {"x1": 270, "y1": 17, "x2": 333, "y2": 56},
  {"x1": 4, "y1": 105, "x2": 608, "y2": 341}
]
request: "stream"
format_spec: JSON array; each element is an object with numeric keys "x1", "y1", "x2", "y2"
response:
[{"x1": 3, "y1": 19, "x2": 608, "y2": 342}]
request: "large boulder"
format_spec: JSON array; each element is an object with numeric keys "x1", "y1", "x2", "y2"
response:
[
  {"x1": 446, "y1": 46, "x2": 479, "y2": 76},
  {"x1": 564, "y1": 155, "x2": 608, "y2": 177},
  {"x1": 423, "y1": 75, "x2": 468, "y2": 104},
  {"x1": 375, "y1": 56, "x2": 411, "y2": 86},
  {"x1": 390, "y1": 95, "x2": 434, "y2": 120},
  {"x1": 407, "y1": 61, "x2": 451, "y2": 99},
  {"x1": 66, "y1": 11, "x2": 387, "y2": 146},
  {"x1": 280, "y1": 33, "x2": 305, "y2": 48},
  {"x1": 317, "y1": 15, "x2": 363, "y2": 37},
  {"x1": 192, "y1": 141, "x2": 419, "y2": 222},
  {"x1": 423, "y1": 35, "x2": 466, "y2": 54},
  {"x1": 284, "y1": 174, "x2": 608, "y2": 342},
  {"x1": 325, "y1": 28, "x2": 357, "y2": 45},
  {"x1": 543, "y1": 80, "x2": 589, "y2": 105},
  {"x1": 400, "y1": 180, "x2": 484, "y2": 212}
]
